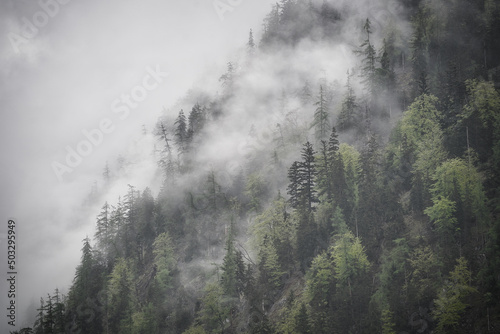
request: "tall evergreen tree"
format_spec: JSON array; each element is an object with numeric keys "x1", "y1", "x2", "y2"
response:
[
  {"x1": 174, "y1": 109, "x2": 188, "y2": 155},
  {"x1": 299, "y1": 141, "x2": 318, "y2": 211},
  {"x1": 356, "y1": 19, "x2": 377, "y2": 101},
  {"x1": 287, "y1": 142, "x2": 318, "y2": 211},
  {"x1": 287, "y1": 161, "x2": 301, "y2": 208},
  {"x1": 67, "y1": 237, "x2": 104, "y2": 334},
  {"x1": 411, "y1": 8, "x2": 429, "y2": 96},
  {"x1": 337, "y1": 70, "x2": 358, "y2": 131},
  {"x1": 247, "y1": 29, "x2": 255, "y2": 59},
  {"x1": 221, "y1": 215, "x2": 239, "y2": 297},
  {"x1": 94, "y1": 202, "x2": 116, "y2": 268},
  {"x1": 312, "y1": 85, "x2": 330, "y2": 143}
]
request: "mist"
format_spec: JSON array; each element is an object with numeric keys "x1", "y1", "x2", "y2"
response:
[
  {"x1": 0, "y1": 1, "x2": 276, "y2": 331},
  {"x1": 0, "y1": 0, "x2": 420, "y2": 331}
]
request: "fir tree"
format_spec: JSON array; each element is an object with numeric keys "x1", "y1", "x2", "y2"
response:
[
  {"x1": 356, "y1": 19, "x2": 377, "y2": 101},
  {"x1": 174, "y1": 109, "x2": 188, "y2": 154},
  {"x1": 337, "y1": 70, "x2": 358, "y2": 131},
  {"x1": 312, "y1": 85, "x2": 330, "y2": 143}
]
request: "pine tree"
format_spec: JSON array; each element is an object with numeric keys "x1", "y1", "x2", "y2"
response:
[
  {"x1": 155, "y1": 121, "x2": 176, "y2": 182},
  {"x1": 247, "y1": 29, "x2": 255, "y2": 59},
  {"x1": 109, "y1": 198, "x2": 125, "y2": 258},
  {"x1": 33, "y1": 298, "x2": 45, "y2": 334},
  {"x1": 299, "y1": 141, "x2": 318, "y2": 211},
  {"x1": 377, "y1": 37, "x2": 396, "y2": 117},
  {"x1": 52, "y1": 289, "x2": 65, "y2": 334},
  {"x1": 312, "y1": 85, "x2": 330, "y2": 143},
  {"x1": 356, "y1": 19, "x2": 377, "y2": 100},
  {"x1": 332, "y1": 231, "x2": 370, "y2": 329},
  {"x1": 411, "y1": 8, "x2": 429, "y2": 96},
  {"x1": 295, "y1": 303, "x2": 310, "y2": 334},
  {"x1": 300, "y1": 80, "x2": 312, "y2": 105},
  {"x1": 67, "y1": 237, "x2": 104, "y2": 334},
  {"x1": 296, "y1": 211, "x2": 317, "y2": 271},
  {"x1": 287, "y1": 142, "x2": 318, "y2": 211},
  {"x1": 433, "y1": 257, "x2": 477, "y2": 333},
  {"x1": 221, "y1": 216, "x2": 239, "y2": 297},
  {"x1": 328, "y1": 127, "x2": 347, "y2": 208},
  {"x1": 316, "y1": 140, "x2": 331, "y2": 200},
  {"x1": 188, "y1": 104, "x2": 205, "y2": 136},
  {"x1": 94, "y1": 202, "x2": 116, "y2": 268},
  {"x1": 103, "y1": 161, "x2": 111, "y2": 183},
  {"x1": 287, "y1": 161, "x2": 301, "y2": 208},
  {"x1": 357, "y1": 133, "x2": 382, "y2": 253},
  {"x1": 119, "y1": 185, "x2": 139, "y2": 260},
  {"x1": 108, "y1": 258, "x2": 134, "y2": 334},
  {"x1": 174, "y1": 109, "x2": 188, "y2": 154},
  {"x1": 337, "y1": 70, "x2": 358, "y2": 131},
  {"x1": 219, "y1": 62, "x2": 235, "y2": 96},
  {"x1": 153, "y1": 232, "x2": 175, "y2": 296},
  {"x1": 200, "y1": 283, "x2": 230, "y2": 333}
]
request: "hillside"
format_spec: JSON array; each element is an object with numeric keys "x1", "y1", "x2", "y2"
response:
[{"x1": 14, "y1": 0, "x2": 500, "y2": 333}]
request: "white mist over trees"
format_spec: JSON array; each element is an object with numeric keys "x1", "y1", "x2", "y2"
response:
[{"x1": 6, "y1": 0, "x2": 500, "y2": 333}]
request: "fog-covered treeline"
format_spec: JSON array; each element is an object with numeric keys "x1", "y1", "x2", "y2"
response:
[{"x1": 14, "y1": 0, "x2": 500, "y2": 333}]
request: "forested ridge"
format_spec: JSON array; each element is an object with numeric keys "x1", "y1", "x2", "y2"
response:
[{"x1": 15, "y1": 0, "x2": 500, "y2": 333}]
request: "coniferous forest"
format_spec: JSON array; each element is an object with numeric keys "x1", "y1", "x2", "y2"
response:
[{"x1": 14, "y1": 0, "x2": 500, "y2": 333}]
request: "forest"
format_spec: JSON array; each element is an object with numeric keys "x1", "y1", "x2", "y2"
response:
[{"x1": 13, "y1": 0, "x2": 500, "y2": 333}]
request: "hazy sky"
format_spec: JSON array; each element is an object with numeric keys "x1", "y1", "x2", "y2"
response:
[{"x1": 0, "y1": 0, "x2": 276, "y2": 330}]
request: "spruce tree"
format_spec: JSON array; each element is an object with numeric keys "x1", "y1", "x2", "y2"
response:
[
  {"x1": 174, "y1": 109, "x2": 188, "y2": 154},
  {"x1": 287, "y1": 161, "x2": 301, "y2": 208},
  {"x1": 312, "y1": 85, "x2": 330, "y2": 143},
  {"x1": 356, "y1": 19, "x2": 377, "y2": 100},
  {"x1": 287, "y1": 142, "x2": 318, "y2": 211},
  {"x1": 221, "y1": 216, "x2": 239, "y2": 297},
  {"x1": 337, "y1": 70, "x2": 358, "y2": 131},
  {"x1": 247, "y1": 29, "x2": 255, "y2": 58},
  {"x1": 299, "y1": 141, "x2": 318, "y2": 211},
  {"x1": 411, "y1": 8, "x2": 429, "y2": 96}
]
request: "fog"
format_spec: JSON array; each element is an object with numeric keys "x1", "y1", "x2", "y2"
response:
[
  {"x1": 0, "y1": 1, "x2": 275, "y2": 331},
  {"x1": 0, "y1": 0, "x2": 414, "y2": 331}
]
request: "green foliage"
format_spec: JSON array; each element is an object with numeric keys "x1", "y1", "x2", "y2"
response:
[
  {"x1": 287, "y1": 142, "x2": 318, "y2": 211},
  {"x1": 153, "y1": 232, "x2": 175, "y2": 292},
  {"x1": 463, "y1": 80, "x2": 500, "y2": 128},
  {"x1": 395, "y1": 94, "x2": 448, "y2": 210},
  {"x1": 221, "y1": 215, "x2": 246, "y2": 297},
  {"x1": 199, "y1": 283, "x2": 230, "y2": 333},
  {"x1": 131, "y1": 303, "x2": 157, "y2": 334},
  {"x1": 400, "y1": 94, "x2": 442, "y2": 147},
  {"x1": 433, "y1": 257, "x2": 477, "y2": 333},
  {"x1": 108, "y1": 258, "x2": 135, "y2": 334},
  {"x1": 21, "y1": 2, "x2": 500, "y2": 333},
  {"x1": 337, "y1": 70, "x2": 358, "y2": 131},
  {"x1": 425, "y1": 196, "x2": 458, "y2": 235},
  {"x1": 338, "y1": 143, "x2": 360, "y2": 227},
  {"x1": 182, "y1": 325, "x2": 207, "y2": 334},
  {"x1": 407, "y1": 246, "x2": 441, "y2": 304},
  {"x1": 294, "y1": 303, "x2": 310, "y2": 334},
  {"x1": 372, "y1": 238, "x2": 409, "y2": 304},
  {"x1": 245, "y1": 173, "x2": 268, "y2": 213},
  {"x1": 307, "y1": 251, "x2": 334, "y2": 306},
  {"x1": 332, "y1": 231, "x2": 370, "y2": 288},
  {"x1": 381, "y1": 308, "x2": 396, "y2": 334},
  {"x1": 430, "y1": 158, "x2": 488, "y2": 238},
  {"x1": 252, "y1": 196, "x2": 295, "y2": 279},
  {"x1": 356, "y1": 18, "x2": 377, "y2": 98},
  {"x1": 311, "y1": 85, "x2": 330, "y2": 142}
]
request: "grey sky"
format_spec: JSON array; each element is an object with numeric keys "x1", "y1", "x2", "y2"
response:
[{"x1": 0, "y1": 1, "x2": 275, "y2": 330}]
